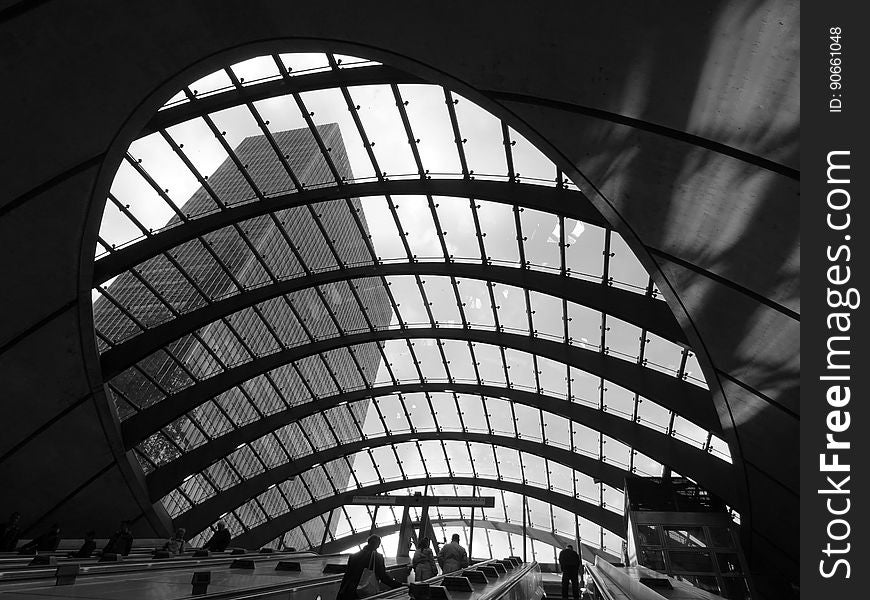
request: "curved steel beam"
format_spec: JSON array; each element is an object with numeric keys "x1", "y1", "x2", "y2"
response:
[
  {"x1": 121, "y1": 328, "x2": 718, "y2": 448},
  {"x1": 92, "y1": 179, "x2": 604, "y2": 284},
  {"x1": 101, "y1": 262, "x2": 685, "y2": 378},
  {"x1": 142, "y1": 63, "x2": 794, "y2": 181},
  {"x1": 317, "y1": 518, "x2": 620, "y2": 563},
  {"x1": 214, "y1": 477, "x2": 625, "y2": 550},
  {"x1": 141, "y1": 64, "x2": 424, "y2": 137},
  {"x1": 174, "y1": 431, "x2": 632, "y2": 538},
  {"x1": 318, "y1": 518, "x2": 573, "y2": 556},
  {"x1": 147, "y1": 382, "x2": 731, "y2": 505}
]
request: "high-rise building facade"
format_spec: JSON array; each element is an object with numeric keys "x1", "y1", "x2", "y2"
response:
[{"x1": 93, "y1": 124, "x2": 393, "y2": 548}]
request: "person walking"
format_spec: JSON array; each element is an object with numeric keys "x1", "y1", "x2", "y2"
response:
[
  {"x1": 558, "y1": 544, "x2": 582, "y2": 600},
  {"x1": 437, "y1": 534, "x2": 469, "y2": 574},
  {"x1": 336, "y1": 535, "x2": 403, "y2": 600},
  {"x1": 412, "y1": 537, "x2": 438, "y2": 581}
]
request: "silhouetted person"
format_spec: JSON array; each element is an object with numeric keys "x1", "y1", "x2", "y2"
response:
[
  {"x1": 559, "y1": 544, "x2": 582, "y2": 600},
  {"x1": 161, "y1": 527, "x2": 186, "y2": 555},
  {"x1": 0, "y1": 512, "x2": 22, "y2": 552},
  {"x1": 336, "y1": 534, "x2": 403, "y2": 600},
  {"x1": 437, "y1": 534, "x2": 468, "y2": 574},
  {"x1": 70, "y1": 530, "x2": 97, "y2": 558},
  {"x1": 18, "y1": 523, "x2": 61, "y2": 554},
  {"x1": 103, "y1": 521, "x2": 134, "y2": 556},
  {"x1": 412, "y1": 536, "x2": 438, "y2": 581},
  {"x1": 203, "y1": 521, "x2": 231, "y2": 552}
]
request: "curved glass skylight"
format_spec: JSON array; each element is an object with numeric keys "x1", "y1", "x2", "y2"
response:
[{"x1": 92, "y1": 51, "x2": 727, "y2": 560}]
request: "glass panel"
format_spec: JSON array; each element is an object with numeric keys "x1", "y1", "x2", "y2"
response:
[
  {"x1": 609, "y1": 233, "x2": 649, "y2": 293},
  {"x1": 520, "y1": 208, "x2": 560, "y2": 272},
  {"x1": 431, "y1": 197, "x2": 481, "y2": 264},
  {"x1": 664, "y1": 527, "x2": 707, "y2": 548},
  {"x1": 421, "y1": 276, "x2": 462, "y2": 326},
  {"x1": 348, "y1": 84, "x2": 418, "y2": 178},
  {"x1": 229, "y1": 56, "x2": 282, "y2": 85},
  {"x1": 453, "y1": 95, "x2": 505, "y2": 180},
  {"x1": 477, "y1": 201, "x2": 520, "y2": 265},
  {"x1": 565, "y1": 222, "x2": 605, "y2": 281},
  {"x1": 668, "y1": 550, "x2": 714, "y2": 573},
  {"x1": 708, "y1": 527, "x2": 734, "y2": 549},
  {"x1": 508, "y1": 127, "x2": 556, "y2": 185},
  {"x1": 637, "y1": 524, "x2": 661, "y2": 547}
]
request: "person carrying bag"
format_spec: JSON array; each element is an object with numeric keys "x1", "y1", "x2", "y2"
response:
[
  {"x1": 357, "y1": 549, "x2": 380, "y2": 597},
  {"x1": 337, "y1": 535, "x2": 403, "y2": 600}
]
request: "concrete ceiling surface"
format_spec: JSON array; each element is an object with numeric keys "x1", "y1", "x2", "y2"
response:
[{"x1": 0, "y1": 0, "x2": 799, "y2": 596}]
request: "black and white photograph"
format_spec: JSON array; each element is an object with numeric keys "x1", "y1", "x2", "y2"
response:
[{"x1": 0, "y1": 2, "x2": 862, "y2": 599}]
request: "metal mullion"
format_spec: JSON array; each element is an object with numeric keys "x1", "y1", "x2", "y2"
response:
[
  {"x1": 304, "y1": 288, "x2": 352, "y2": 394},
  {"x1": 465, "y1": 441, "x2": 476, "y2": 477},
  {"x1": 413, "y1": 276, "x2": 453, "y2": 377},
  {"x1": 392, "y1": 84, "x2": 453, "y2": 264},
  {"x1": 94, "y1": 285, "x2": 148, "y2": 333},
  {"x1": 316, "y1": 408, "x2": 346, "y2": 463},
  {"x1": 499, "y1": 488, "x2": 514, "y2": 554},
  {"x1": 389, "y1": 440, "x2": 408, "y2": 480},
  {"x1": 192, "y1": 106, "x2": 269, "y2": 205},
  {"x1": 325, "y1": 55, "x2": 384, "y2": 183},
  {"x1": 124, "y1": 154, "x2": 188, "y2": 222},
  {"x1": 273, "y1": 58, "x2": 344, "y2": 185},
  {"x1": 337, "y1": 195, "x2": 405, "y2": 385},
  {"x1": 367, "y1": 449, "x2": 385, "y2": 484},
  {"x1": 308, "y1": 284, "x2": 370, "y2": 387},
  {"x1": 501, "y1": 123, "x2": 517, "y2": 182},
  {"x1": 370, "y1": 396, "x2": 391, "y2": 439},
  {"x1": 106, "y1": 380, "x2": 139, "y2": 415},
  {"x1": 390, "y1": 84, "x2": 426, "y2": 179},
  {"x1": 443, "y1": 89, "x2": 470, "y2": 178},
  {"x1": 106, "y1": 192, "x2": 152, "y2": 238},
  {"x1": 96, "y1": 235, "x2": 114, "y2": 254},
  {"x1": 396, "y1": 394, "x2": 416, "y2": 433},
  {"x1": 225, "y1": 67, "x2": 304, "y2": 192},
  {"x1": 342, "y1": 403, "x2": 367, "y2": 441},
  {"x1": 667, "y1": 349, "x2": 692, "y2": 439},
  {"x1": 340, "y1": 504, "x2": 359, "y2": 536},
  {"x1": 342, "y1": 280, "x2": 395, "y2": 385},
  {"x1": 483, "y1": 526, "x2": 494, "y2": 559},
  {"x1": 268, "y1": 430, "x2": 293, "y2": 463},
  {"x1": 94, "y1": 329, "x2": 116, "y2": 350},
  {"x1": 159, "y1": 130, "x2": 226, "y2": 209},
  {"x1": 437, "y1": 439, "x2": 453, "y2": 478},
  {"x1": 416, "y1": 440, "x2": 435, "y2": 478}
]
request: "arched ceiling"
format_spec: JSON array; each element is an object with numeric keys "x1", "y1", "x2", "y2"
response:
[
  {"x1": 0, "y1": 3, "x2": 799, "y2": 598},
  {"x1": 87, "y1": 51, "x2": 728, "y2": 560}
]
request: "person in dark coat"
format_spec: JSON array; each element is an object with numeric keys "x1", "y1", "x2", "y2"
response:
[
  {"x1": 69, "y1": 530, "x2": 97, "y2": 558},
  {"x1": 558, "y1": 544, "x2": 582, "y2": 600},
  {"x1": 103, "y1": 521, "x2": 134, "y2": 556},
  {"x1": 0, "y1": 512, "x2": 22, "y2": 552},
  {"x1": 412, "y1": 536, "x2": 438, "y2": 581},
  {"x1": 336, "y1": 535, "x2": 403, "y2": 600},
  {"x1": 203, "y1": 521, "x2": 232, "y2": 552},
  {"x1": 18, "y1": 524, "x2": 61, "y2": 554}
]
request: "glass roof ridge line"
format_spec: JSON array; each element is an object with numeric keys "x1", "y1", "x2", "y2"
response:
[
  {"x1": 142, "y1": 62, "x2": 423, "y2": 138},
  {"x1": 177, "y1": 473, "x2": 624, "y2": 548},
  {"x1": 143, "y1": 380, "x2": 732, "y2": 507},
  {"x1": 119, "y1": 327, "x2": 718, "y2": 448},
  {"x1": 93, "y1": 179, "x2": 605, "y2": 283}
]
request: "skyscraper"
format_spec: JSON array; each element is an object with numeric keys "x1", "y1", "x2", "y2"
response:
[{"x1": 93, "y1": 124, "x2": 393, "y2": 547}]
